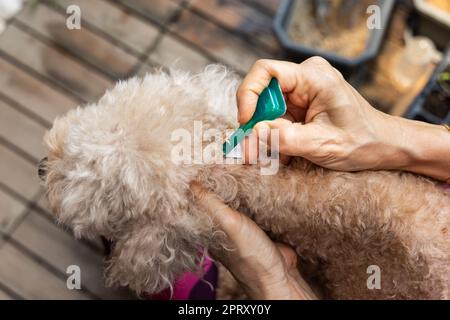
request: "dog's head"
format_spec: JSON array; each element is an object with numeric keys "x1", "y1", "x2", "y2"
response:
[{"x1": 39, "y1": 66, "x2": 239, "y2": 294}]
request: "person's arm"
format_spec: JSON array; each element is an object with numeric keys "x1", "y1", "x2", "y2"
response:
[
  {"x1": 191, "y1": 58, "x2": 450, "y2": 300},
  {"x1": 237, "y1": 58, "x2": 450, "y2": 182},
  {"x1": 378, "y1": 115, "x2": 450, "y2": 181},
  {"x1": 191, "y1": 182, "x2": 318, "y2": 300}
]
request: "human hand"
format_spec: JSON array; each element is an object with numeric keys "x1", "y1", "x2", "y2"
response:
[
  {"x1": 238, "y1": 57, "x2": 405, "y2": 171},
  {"x1": 238, "y1": 58, "x2": 450, "y2": 180},
  {"x1": 191, "y1": 182, "x2": 317, "y2": 300}
]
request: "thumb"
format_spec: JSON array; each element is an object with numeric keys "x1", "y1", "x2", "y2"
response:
[
  {"x1": 275, "y1": 243, "x2": 298, "y2": 270},
  {"x1": 255, "y1": 119, "x2": 316, "y2": 157},
  {"x1": 190, "y1": 182, "x2": 243, "y2": 236}
]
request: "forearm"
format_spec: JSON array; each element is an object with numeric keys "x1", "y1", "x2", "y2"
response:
[{"x1": 380, "y1": 115, "x2": 450, "y2": 181}]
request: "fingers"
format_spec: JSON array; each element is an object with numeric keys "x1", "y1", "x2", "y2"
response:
[
  {"x1": 237, "y1": 59, "x2": 300, "y2": 124},
  {"x1": 237, "y1": 57, "x2": 340, "y2": 125},
  {"x1": 242, "y1": 114, "x2": 297, "y2": 165},
  {"x1": 190, "y1": 183, "x2": 317, "y2": 300},
  {"x1": 241, "y1": 127, "x2": 291, "y2": 165},
  {"x1": 286, "y1": 100, "x2": 307, "y2": 123},
  {"x1": 190, "y1": 182, "x2": 243, "y2": 236},
  {"x1": 255, "y1": 119, "x2": 317, "y2": 157},
  {"x1": 255, "y1": 119, "x2": 292, "y2": 164},
  {"x1": 242, "y1": 133, "x2": 259, "y2": 164},
  {"x1": 275, "y1": 243, "x2": 298, "y2": 270}
]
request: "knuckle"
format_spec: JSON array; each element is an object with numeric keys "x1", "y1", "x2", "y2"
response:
[
  {"x1": 306, "y1": 56, "x2": 331, "y2": 67},
  {"x1": 304, "y1": 56, "x2": 341, "y2": 87},
  {"x1": 320, "y1": 72, "x2": 340, "y2": 87},
  {"x1": 254, "y1": 58, "x2": 270, "y2": 69},
  {"x1": 319, "y1": 69, "x2": 341, "y2": 88},
  {"x1": 333, "y1": 67, "x2": 345, "y2": 80}
]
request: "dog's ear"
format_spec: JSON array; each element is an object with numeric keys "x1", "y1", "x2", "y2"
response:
[{"x1": 105, "y1": 222, "x2": 207, "y2": 294}]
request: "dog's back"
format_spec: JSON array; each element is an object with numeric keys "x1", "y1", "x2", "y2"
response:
[{"x1": 199, "y1": 159, "x2": 450, "y2": 299}]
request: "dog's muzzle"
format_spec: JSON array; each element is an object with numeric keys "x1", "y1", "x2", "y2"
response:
[{"x1": 38, "y1": 157, "x2": 48, "y2": 181}]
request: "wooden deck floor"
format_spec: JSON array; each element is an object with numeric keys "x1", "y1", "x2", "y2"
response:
[
  {"x1": 0, "y1": 0, "x2": 283, "y2": 300},
  {"x1": 0, "y1": 0, "x2": 417, "y2": 300}
]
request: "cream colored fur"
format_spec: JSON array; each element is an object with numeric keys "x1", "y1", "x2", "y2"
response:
[{"x1": 42, "y1": 65, "x2": 450, "y2": 299}]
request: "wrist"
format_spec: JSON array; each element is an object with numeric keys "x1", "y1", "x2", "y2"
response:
[
  {"x1": 374, "y1": 113, "x2": 417, "y2": 171},
  {"x1": 377, "y1": 114, "x2": 450, "y2": 181},
  {"x1": 355, "y1": 110, "x2": 412, "y2": 172},
  {"x1": 402, "y1": 121, "x2": 450, "y2": 181}
]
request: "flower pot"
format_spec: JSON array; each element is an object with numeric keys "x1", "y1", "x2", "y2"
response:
[
  {"x1": 273, "y1": 0, "x2": 395, "y2": 82},
  {"x1": 413, "y1": 0, "x2": 450, "y2": 50},
  {"x1": 404, "y1": 45, "x2": 450, "y2": 125}
]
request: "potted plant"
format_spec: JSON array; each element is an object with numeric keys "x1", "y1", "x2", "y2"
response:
[
  {"x1": 273, "y1": 0, "x2": 395, "y2": 81},
  {"x1": 404, "y1": 45, "x2": 450, "y2": 125}
]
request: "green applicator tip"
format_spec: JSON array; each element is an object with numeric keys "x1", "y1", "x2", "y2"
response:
[{"x1": 223, "y1": 78, "x2": 287, "y2": 156}]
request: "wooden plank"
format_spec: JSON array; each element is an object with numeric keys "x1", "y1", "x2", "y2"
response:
[
  {"x1": 0, "y1": 24, "x2": 113, "y2": 102},
  {"x1": 12, "y1": 210, "x2": 135, "y2": 299},
  {"x1": 115, "y1": 0, "x2": 180, "y2": 26},
  {"x1": 0, "y1": 99, "x2": 47, "y2": 161},
  {"x1": 189, "y1": 0, "x2": 281, "y2": 53},
  {"x1": 35, "y1": 194, "x2": 54, "y2": 218},
  {"x1": 55, "y1": 0, "x2": 159, "y2": 55},
  {"x1": 0, "y1": 189, "x2": 27, "y2": 235},
  {"x1": 0, "y1": 288, "x2": 13, "y2": 300},
  {"x1": 245, "y1": 0, "x2": 281, "y2": 16},
  {"x1": 170, "y1": 10, "x2": 261, "y2": 73},
  {"x1": 0, "y1": 242, "x2": 90, "y2": 299},
  {"x1": 0, "y1": 144, "x2": 41, "y2": 202},
  {"x1": 35, "y1": 194, "x2": 106, "y2": 253},
  {"x1": 135, "y1": 62, "x2": 160, "y2": 77},
  {"x1": 0, "y1": 57, "x2": 76, "y2": 124},
  {"x1": 16, "y1": 4, "x2": 139, "y2": 79},
  {"x1": 149, "y1": 34, "x2": 211, "y2": 73}
]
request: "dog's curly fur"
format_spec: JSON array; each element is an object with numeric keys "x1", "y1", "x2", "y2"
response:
[{"x1": 42, "y1": 65, "x2": 450, "y2": 299}]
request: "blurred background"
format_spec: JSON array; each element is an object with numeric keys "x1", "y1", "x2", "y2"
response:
[{"x1": 0, "y1": 0, "x2": 448, "y2": 299}]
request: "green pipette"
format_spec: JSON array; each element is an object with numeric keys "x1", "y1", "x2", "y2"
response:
[{"x1": 223, "y1": 78, "x2": 287, "y2": 156}]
